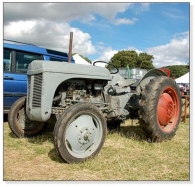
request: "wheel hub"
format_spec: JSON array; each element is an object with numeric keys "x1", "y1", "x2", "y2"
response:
[
  {"x1": 158, "y1": 93, "x2": 174, "y2": 126},
  {"x1": 78, "y1": 126, "x2": 92, "y2": 145},
  {"x1": 167, "y1": 103, "x2": 173, "y2": 116}
]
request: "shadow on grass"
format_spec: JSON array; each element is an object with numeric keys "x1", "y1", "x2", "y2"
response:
[
  {"x1": 108, "y1": 125, "x2": 147, "y2": 142},
  {"x1": 8, "y1": 131, "x2": 54, "y2": 145},
  {"x1": 27, "y1": 124, "x2": 55, "y2": 144},
  {"x1": 120, "y1": 126, "x2": 147, "y2": 141},
  {"x1": 8, "y1": 124, "x2": 55, "y2": 145},
  {"x1": 48, "y1": 148, "x2": 66, "y2": 164}
]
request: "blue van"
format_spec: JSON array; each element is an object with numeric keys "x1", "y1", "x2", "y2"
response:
[{"x1": 3, "y1": 39, "x2": 75, "y2": 113}]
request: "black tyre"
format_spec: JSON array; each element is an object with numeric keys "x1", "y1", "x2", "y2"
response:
[
  {"x1": 54, "y1": 103, "x2": 107, "y2": 163},
  {"x1": 8, "y1": 96, "x2": 47, "y2": 137},
  {"x1": 138, "y1": 76, "x2": 182, "y2": 142}
]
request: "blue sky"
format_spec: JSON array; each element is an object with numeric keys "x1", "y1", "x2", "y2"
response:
[
  {"x1": 3, "y1": 2, "x2": 190, "y2": 68},
  {"x1": 71, "y1": 3, "x2": 189, "y2": 48}
]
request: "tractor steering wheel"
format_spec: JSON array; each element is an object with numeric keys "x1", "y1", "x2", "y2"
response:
[{"x1": 93, "y1": 61, "x2": 119, "y2": 74}]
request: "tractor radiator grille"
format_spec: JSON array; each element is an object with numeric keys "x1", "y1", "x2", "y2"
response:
[
  {"x1": 27, "y1": 75, "x2": 31, "y2": 105},
  {"x1": 32, "y1": 74, "x2": 43, "y2": 107}
]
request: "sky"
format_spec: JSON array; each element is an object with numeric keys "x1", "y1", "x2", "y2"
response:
[{"x1": 3, "y1": 2, "x2": 191, "y2": 68}]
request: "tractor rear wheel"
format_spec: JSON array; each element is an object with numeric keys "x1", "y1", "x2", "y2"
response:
[
  {"x1": 53, "y1": 103, "x2": 107, "y2": 163},
  {"x1": 138, "y1": 76, "x2": 182, "y2": 142}
]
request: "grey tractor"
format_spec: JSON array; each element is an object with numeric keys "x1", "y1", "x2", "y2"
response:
[{"x1": 8, "y1": 60, "x2": 182, "y2": 163}]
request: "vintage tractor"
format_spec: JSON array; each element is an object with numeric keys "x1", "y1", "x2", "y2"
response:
[{"x1": 8, "y1": 60, "x2": 182, "y2": 163}]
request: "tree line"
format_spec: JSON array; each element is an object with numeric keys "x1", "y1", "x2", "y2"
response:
[{"x1": 74, "y1": 50, "x2": 189, "y2": 78}]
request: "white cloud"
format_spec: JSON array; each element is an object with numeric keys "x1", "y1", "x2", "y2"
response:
[
  {"x1": 85, "y1": 3, "x2": 131, "y2": 22},
  {"x1": 127, "y1": 46, "x2": 143, "y2": 54},
  {"x1": 114, "y1": 17, "x2": 138, "y2": 25},
  {"x1": 4, "y1": 21, "x2": 36, "y2": 37},
  {"x1": 98, "y1": 48, "x2": 118, "y2": 62},
  {"x1": 91, "y1": 45, "x2": 119, "y2": 67},
  {"x1": 80, "y1": 14, "x2": 96, "y2": 23},
  {"x1": 71, "y1": 28, "x2": 96, "y2": 55},
  {"x1": 146, "y1": 32, "x2": 189, "y2": 68},
  {"x1": 3, "y1": 2, "x2": 137, "y2": 56},
  {"x1": 4, "y1": 3, "x2": 132, "y2": 25},
  {"x1": 163, "y1": 12, "x2": 184, "y2": 19},
  {"x1": 163, "y1": 7, "x2": 185, "y2": 20},
  {"x1": 4, "y1": 20, "x2": 96, "y2": 56},
  {"x1": 132, "y1": 3, "x2": 150, "y2": 15}
]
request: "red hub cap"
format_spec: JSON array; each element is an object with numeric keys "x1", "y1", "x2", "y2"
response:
[{"x1": 157, "y1": 87, "x2": 180, "y2": 132}]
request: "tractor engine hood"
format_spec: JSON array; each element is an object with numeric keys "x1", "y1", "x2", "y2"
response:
[{"x1": 27, "y1": 60, "x2": 111, "y2": 81}]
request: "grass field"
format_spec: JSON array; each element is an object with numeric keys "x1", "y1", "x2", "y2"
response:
[{"x1": 3, "y1": 118, "x2": 190, "y2": 181}]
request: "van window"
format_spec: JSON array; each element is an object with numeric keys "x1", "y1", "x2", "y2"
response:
[
  {"x1": 16, "y1": 51, "x2": 43, "y2": 73},
  {"x1": 50, "y1": 57, "x2": 67, "y2": 62},
  {"x1": 4, "y1": 49, "x2": 12, "y2": 72}
]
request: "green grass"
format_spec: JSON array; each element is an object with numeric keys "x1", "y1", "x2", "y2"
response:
[{"x1": 3, "y1": 119, "x2": 190, "y2": 181}]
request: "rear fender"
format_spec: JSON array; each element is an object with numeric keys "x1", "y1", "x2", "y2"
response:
[{"x1": 136, "y1": 69, "x2": 167, "y2": 94}]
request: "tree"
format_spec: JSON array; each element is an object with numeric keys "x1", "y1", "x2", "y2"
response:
[
  {"x1": 108, "y1": 50, "x2": 154, "y2": 70},
  {"x1": 136, "y1": 52, "x2": 154, "y2": 69},
  {"x1": 163, "y1": 65, "x2": 189, "y2": 79},
  {"x1": 109, "y1": 50, "x2": 138, "y2": 68}
]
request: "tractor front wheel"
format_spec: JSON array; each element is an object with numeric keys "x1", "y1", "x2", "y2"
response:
[
  {"x1": 53, "y1": 103, "x2": 107, "y2": 163},
  {"x1": 138, "y1": 76, "x2": 182, "y2": 142}
]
